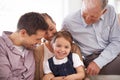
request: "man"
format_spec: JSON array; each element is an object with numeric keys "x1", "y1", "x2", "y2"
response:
[
  {"x1": 62, "y1": 0, "x2": 120, "y2": 75},
  {"x1": 0, "y1": 12, "x2": 48, "y2": 80}
]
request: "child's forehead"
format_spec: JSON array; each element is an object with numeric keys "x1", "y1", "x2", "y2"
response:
[{"x1": 55, "y1": 37, "x2": 71, "y2": 44}]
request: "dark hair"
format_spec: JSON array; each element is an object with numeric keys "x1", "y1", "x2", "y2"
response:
[
  {"x1": 52, "y1": 31, "x2": 73, "y2": 46},
  {"x1": 41, "y1": 13, "x2": 56, "y2": 24},
  {"x1": 17, "y1": 12, "x2": 49, "y2": 35}
]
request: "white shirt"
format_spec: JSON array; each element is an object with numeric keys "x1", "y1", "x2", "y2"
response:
[
  {"x1": 44, "y1": 53, "x2": 84, "y2": 74},
  {"x1": 14, "y1": 45, "x2": 25, "y2": 57}
]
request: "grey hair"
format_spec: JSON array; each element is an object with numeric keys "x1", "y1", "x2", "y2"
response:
[{"x1": 100, "y1": 0, "x2": 108, "y2": 9}]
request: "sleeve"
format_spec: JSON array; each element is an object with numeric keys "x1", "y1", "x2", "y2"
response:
[
  {"x1": 94, "y1": 5, "x2": 120, "y2": 68},
  {"x1": 72, "y1": 53, "x2": 84, "y2": 68},
  {"x1": 43, "y1": 60, "x2": 52, "y2": 74},
  {"x1": 0, "y1": 45, "x2": 18, "y2": 80}
]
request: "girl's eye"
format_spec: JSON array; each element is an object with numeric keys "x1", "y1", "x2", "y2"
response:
[
  {"x1": 56, "y1": 44, "x2": 61, "y2": 47},
  {"x1": 50, "y1": 28, "x2": 54, "y2": 31},
  {"x1": 65, "y1": 46, "x2": 69, "y2": 49}
]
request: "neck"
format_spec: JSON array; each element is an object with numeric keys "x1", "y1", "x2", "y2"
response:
[{"x1": 9, "y1": 32, "x2": 22, "y2": 46}]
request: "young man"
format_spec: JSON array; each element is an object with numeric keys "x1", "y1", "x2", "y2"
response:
[
  {"x1": 0, "y1": 12, "x2": 48, "y2": 80},
  {"x1": 62, "y1": 0, "x2": 120, "y2": 75}
]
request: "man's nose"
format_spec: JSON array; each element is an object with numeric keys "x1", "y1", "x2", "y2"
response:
[{"x1": 86, "y1": 15, "x2": 91, "y2": 20}]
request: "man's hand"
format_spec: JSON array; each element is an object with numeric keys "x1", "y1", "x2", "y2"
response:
[{"x1": 86, "y1": 61, "x2": 100, "y2": 75}]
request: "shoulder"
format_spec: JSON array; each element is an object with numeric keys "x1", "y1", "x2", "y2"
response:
[
  {"x1": 72, "y1": 53, "x2": 80, "y2": 58},
  {"x1": 0, "y1": 37, "x2": 3, "y2": 45},
  {"x1": 0, "y1": 37, "x2": 7, "y2": 55},
  {"x1": 0, "y1": 36, "x2": 5, "y2": 44},
  {"x1": 72, "y1": 53, "x2": 84, "y2": 67},
  {"x1": 0, "y1": 36, "x2": 6, "y2": 48},
  {"x1": 105, "y1": 5, "x2": 116, "y2": 15},
  {"x1": 62, "y1": 10, "x2": 81, "y2": 30},
  {"x1": 106, "y1": 5, "x2": 115, "y2": 11},
  {"x1": 103, "y1": 5, "x2": 117, "y2": 25},
  {"x1": 48, "y1": 56, "x2": 53, "y2": 61},
  {"x1": 63, "y1": 10, "x2": 81, "y2": 24}
]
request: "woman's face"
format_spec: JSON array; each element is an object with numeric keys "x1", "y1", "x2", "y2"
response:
[{"x1": 44, "y1": 18, "x2": 57, "y2": 41}]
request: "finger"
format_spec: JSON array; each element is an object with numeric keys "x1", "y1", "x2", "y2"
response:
[{"x1": 86, "y1": 67, "x2": 92, "y2": 75}]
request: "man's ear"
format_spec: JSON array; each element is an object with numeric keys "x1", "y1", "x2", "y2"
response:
[
  {"x1": 102, "y1": 9, "x2": 107, "y2": 14},
  {"x1": 19, "y1": 29, "x2": 27, "y2": 37}
]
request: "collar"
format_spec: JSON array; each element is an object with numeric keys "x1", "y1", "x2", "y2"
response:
[
  {"x1": 100, "y1": 14, "x2": 104, "y2": 20},
  {"x1": 2, "y1": 31, "x2": 14, "y2": 49},
  {"x1": 53, "y1": 56, "x2": 68, "y2": 65}
]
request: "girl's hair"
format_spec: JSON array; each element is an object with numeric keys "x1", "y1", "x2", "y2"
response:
[
  {"x1": 52, "y1": 30, "x2": 73, "y2": 46},
  {"x1": 41, "y1": 13, "x2": 56, "y2": 24}
]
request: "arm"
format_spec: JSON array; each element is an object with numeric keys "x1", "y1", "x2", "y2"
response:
[
  {"x1": 94, "y1": 6, "x2": 120, "y2": 68},
  {"x1": 43, "y1": 59, "x2": 65, "y2": 80},
  {"x1": 64, "y1": 53, "x2": 85, "y2": 80},
  {"x1": 43, "y1": 73, "x2": 54, "y2": 80},
  {"x1": 64, "y1": 66, "x2": 85, "y2": 80},
  {"x1": 43, "y1": 73, "x2": 65, "y2": 80},
  {"x1": 87, "y1": 5, "x2": 120, "y2": 75}
]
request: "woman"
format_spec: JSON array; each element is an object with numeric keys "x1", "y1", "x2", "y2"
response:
[
  {"x1": 34, "y1": 13, "x2": 84, "y2": 80},
  {"x1": 34, "y1": 13, "x2": 56, "y2": 80}
]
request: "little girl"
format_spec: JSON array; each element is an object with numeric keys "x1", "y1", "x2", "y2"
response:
[{"x1": 44, "y1": 31, "x2": 85, "y2": 80}]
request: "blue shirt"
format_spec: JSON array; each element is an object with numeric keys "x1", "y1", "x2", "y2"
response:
[{"x1": 61, "y1": 5, "x2": 120, "y2": 68}]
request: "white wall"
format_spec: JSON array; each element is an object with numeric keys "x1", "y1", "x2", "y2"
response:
[
  {"x1": 108, "y1": 0, "x2": 120, "y2": 13},
  {"x1": 1, "y1": 0, "x2": 119, "y2": 35},
  {"x1": 0, "y1": 0, "x2": 66, "y2": 34},
  {"x1": 68, "y1": 0, "x2": 82, "y2": 14},
  {"x1": 0, "y1": 0, "x2": 83, "y2": 35}
]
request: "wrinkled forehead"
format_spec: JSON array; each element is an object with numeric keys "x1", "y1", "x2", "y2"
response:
[{"x1": 81, "y1": 0, "x2": 102, "y2": 13}]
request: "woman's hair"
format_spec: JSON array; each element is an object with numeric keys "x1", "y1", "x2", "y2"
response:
[
  {"x1": 51, "y1": 30, "x2": 73, "y2": 46},
  {"x1": 41, "y1": 13, "x2": 56, "y2": 24}
]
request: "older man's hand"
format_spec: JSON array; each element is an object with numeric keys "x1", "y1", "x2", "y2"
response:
[{"x1": 86, "y1": 61, "x2": 100, "y2": 75}]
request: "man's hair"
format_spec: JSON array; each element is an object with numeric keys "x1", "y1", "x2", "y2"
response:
[
  {"x1": 100, "y1": 0, "x2": 108, "y2": 9},
  {"x1": 17, "y1": 12, "x2": 49, "y2": 35}
]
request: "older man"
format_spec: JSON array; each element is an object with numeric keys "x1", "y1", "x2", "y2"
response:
[{"x1": 62, "y1": 0, "x2": 120, "y2": 75}]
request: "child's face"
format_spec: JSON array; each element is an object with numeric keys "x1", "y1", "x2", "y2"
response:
[{"x1": 53, "y1": 37, "x2": 71, "y2": 59}]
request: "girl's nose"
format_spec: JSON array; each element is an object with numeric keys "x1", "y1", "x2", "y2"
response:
[{"x1": 61, "y1": 47, "x2": 65, "y2": 52}]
